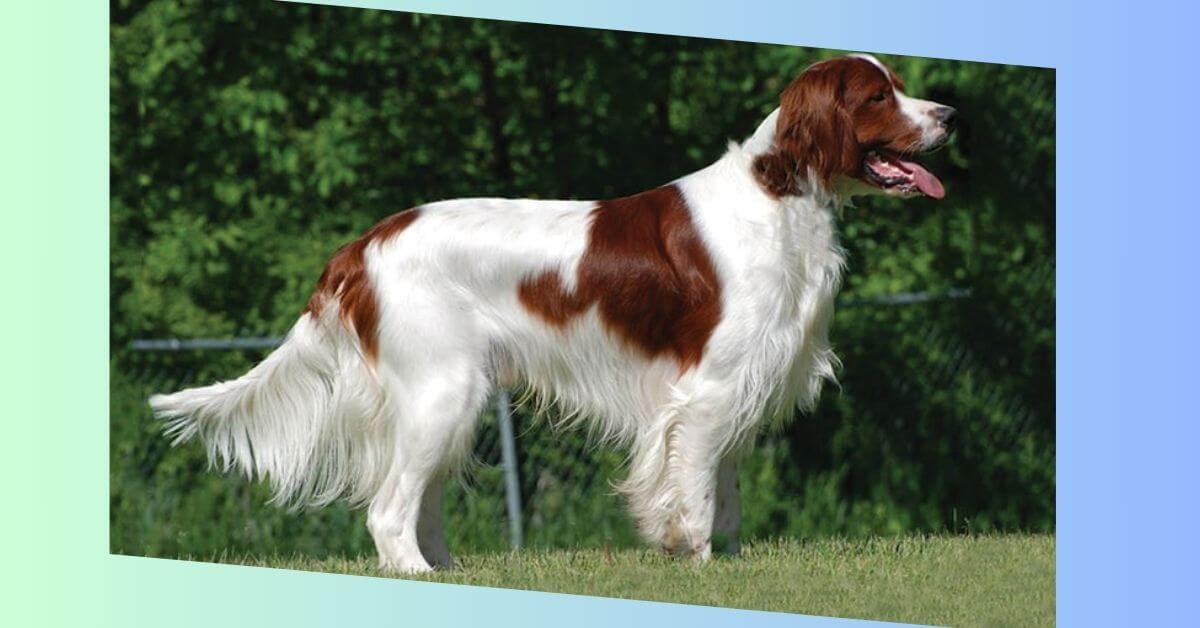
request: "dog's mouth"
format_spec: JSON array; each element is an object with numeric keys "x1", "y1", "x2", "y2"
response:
[{"x1": 862, "y1": 149, "x2": 945, "y2": 199}]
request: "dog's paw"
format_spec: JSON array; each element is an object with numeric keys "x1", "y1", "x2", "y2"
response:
[{"x1": 377, "y1": 557, "x2": 435, "y2": 576}]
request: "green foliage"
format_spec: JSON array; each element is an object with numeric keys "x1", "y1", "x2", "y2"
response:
[{"x1": 110, "y1": 1, "x2": 1054, "y2": 556}]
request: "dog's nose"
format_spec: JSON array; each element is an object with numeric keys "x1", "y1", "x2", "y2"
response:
[{"x1": 933, "y1": 106, "x2": 957, "y2": 129}]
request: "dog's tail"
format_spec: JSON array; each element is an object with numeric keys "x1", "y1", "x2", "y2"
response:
[{"x1": 149, "y1": 311, "x2": 389, "y2": 508}]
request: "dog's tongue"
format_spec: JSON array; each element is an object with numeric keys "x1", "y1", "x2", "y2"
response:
[{"x1": 896, "y1": 157, "x2": 945, "y2": 199}]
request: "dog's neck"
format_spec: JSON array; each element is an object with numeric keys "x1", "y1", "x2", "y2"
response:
[
  {"x1": 738, "y1": 107, "x2": 846, "y2": 211},
  {"x1": 681, "y1": 110, "x2": 846, "y2": 296},
  {"x1": 743, "y1": 107, "x2": 782, "y2": 157}
]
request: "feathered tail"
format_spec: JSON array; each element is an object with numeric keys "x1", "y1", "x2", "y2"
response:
[{"x1": 149, "y1": 311, "x2": 390, "y2": 508}]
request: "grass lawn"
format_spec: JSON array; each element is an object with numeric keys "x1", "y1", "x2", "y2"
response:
[{"x1": 205, "y1": 534, "x2": 1053, "y2": 626}]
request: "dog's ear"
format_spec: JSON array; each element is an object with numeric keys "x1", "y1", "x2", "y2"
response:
[{"x1": 754, "y1": 62, "x2": 859, "y2": 197}]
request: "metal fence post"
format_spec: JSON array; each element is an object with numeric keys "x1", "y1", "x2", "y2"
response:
[{"x1": 495, "y1": 390, "x2": 524, "y2": 550}]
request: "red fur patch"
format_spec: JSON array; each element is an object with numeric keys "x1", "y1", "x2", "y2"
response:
[
  {"x1": 304, "y1": 209, "x2": 422, "y2": 361},
  {"x1": 518, "y1": 185, "x2": 722, "y2": 371}
]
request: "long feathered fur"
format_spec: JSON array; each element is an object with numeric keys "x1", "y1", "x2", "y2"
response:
[{"x1": 150, "y1": 309, "x2": 389, "y2": 509}]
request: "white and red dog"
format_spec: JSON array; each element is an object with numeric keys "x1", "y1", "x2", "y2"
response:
[{"x1": 152, "y1": 54, "x2": 956, "y2": 573}]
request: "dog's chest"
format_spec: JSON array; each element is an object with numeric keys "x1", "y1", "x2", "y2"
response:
[{"x1": 711, "y1": 198, "x2": 845, "y2": 419}]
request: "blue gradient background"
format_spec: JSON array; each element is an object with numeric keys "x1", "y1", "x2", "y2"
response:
[{"x1": 4, "y1": 0, "x2": 1197, "y2": 626}]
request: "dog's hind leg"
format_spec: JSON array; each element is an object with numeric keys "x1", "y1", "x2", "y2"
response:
[{"x1": 367, "y1": 359, "x2": 490, "y2": 574}]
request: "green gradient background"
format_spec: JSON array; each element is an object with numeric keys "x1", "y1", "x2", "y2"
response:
[{"x1": 3, "y1": 3, "x2": 110, "y2": 624}]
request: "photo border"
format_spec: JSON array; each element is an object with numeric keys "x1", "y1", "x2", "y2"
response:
[{"x1": 13, "y1": 0, "x2": 1193, "y2": 625}]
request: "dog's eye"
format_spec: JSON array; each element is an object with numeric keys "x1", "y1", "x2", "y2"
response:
[{"x1": 869, "y1": 92, "x2": 887, "y2": 103}]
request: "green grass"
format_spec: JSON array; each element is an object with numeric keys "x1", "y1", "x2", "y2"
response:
[{"x1": 194, "y1": 534, "x2": 1053, "y2": 626}]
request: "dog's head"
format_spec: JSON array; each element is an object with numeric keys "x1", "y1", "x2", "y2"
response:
[{"x1": 754, "y1": 54, "x2": 956, "y2": 199}]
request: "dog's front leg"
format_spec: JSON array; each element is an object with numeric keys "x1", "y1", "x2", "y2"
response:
[
  {"x1": 623, "y1": 418, "x2": 719, "y2": 561},
  {"x1": 417, "y1": 473, "x2": 455, "y2": 569},
  {"x1": 712, "y1": 455, "x2": 742, "y2": 555},
  {"x1": 661, "y1": 420, "x2": 730, "y2": 562},
  {"x1": 667, "y1": 440, "x2": 721, "y2": 562}
]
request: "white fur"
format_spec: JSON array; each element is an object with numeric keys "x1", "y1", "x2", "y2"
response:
[
  {"x1": 150, "y1": 311, "x2": 390, "y2": 508},
  {"x1": 896, "y1": 91, "x2": 945, "y2": 147},
  {"x1": 151, "y1": 106, "x2": 852, "y2": 573}
]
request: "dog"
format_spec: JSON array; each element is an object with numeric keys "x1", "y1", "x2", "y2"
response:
[{"x1": 151, "y1": 54, "x2": 956, "y2": 573}]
